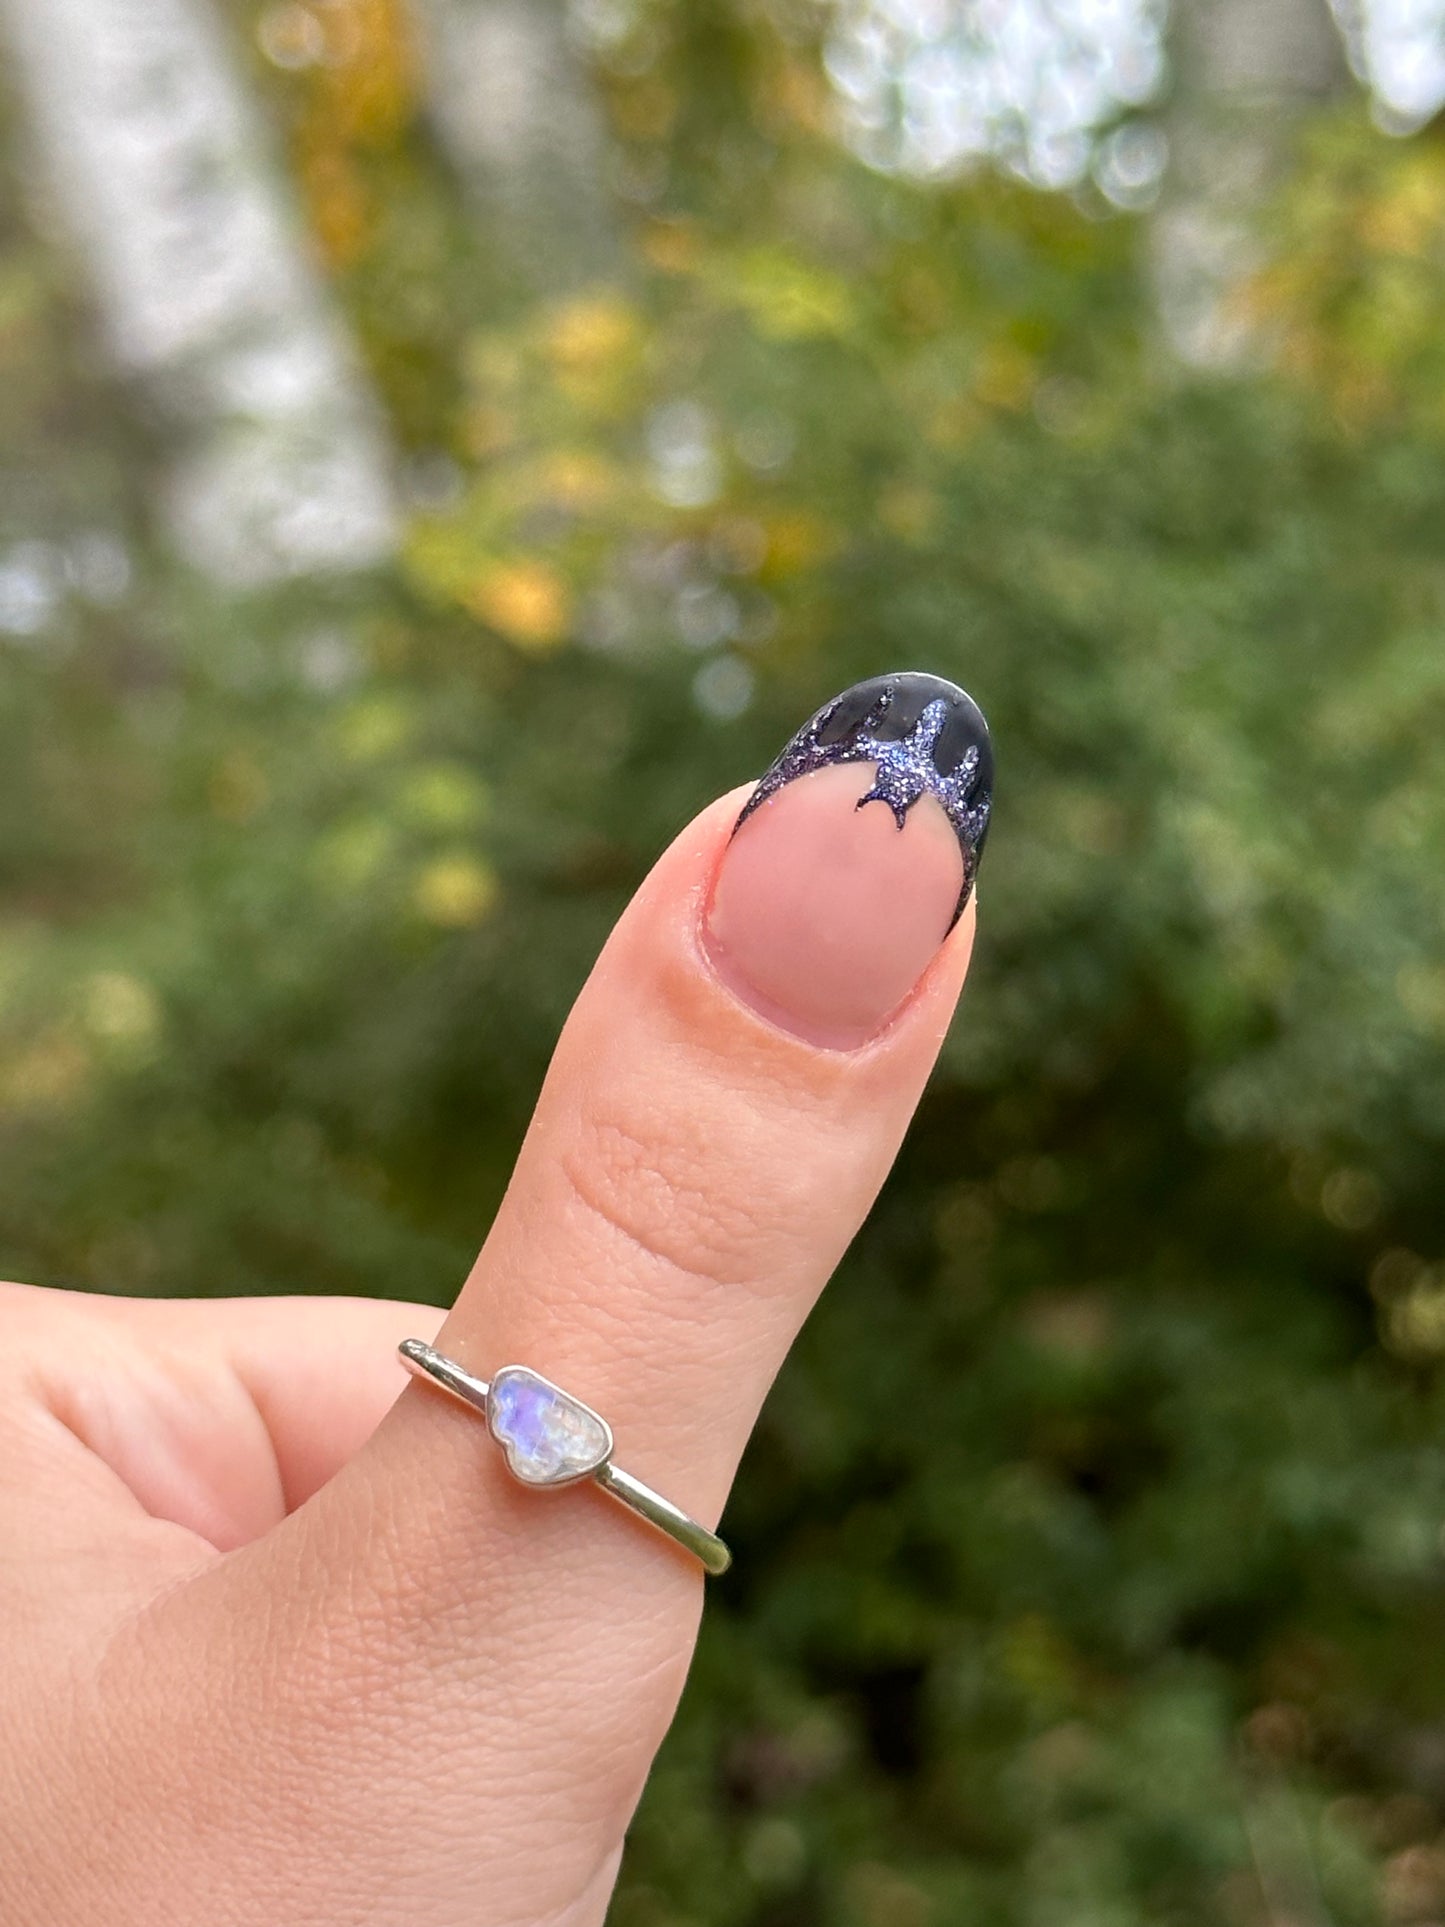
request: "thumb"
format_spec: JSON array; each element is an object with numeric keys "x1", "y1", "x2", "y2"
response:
[{"x1": 116, "y1": 674, "x2": 993, "y2": 1927}]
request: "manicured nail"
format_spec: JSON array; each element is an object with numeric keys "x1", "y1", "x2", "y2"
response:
[{"x1": 704, "y1": 672, "x2": 993, "y2": 1049}]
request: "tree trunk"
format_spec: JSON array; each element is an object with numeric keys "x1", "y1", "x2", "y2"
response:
[
  {"x1": 1152, "y1": 0, "x2": 1351, "y2": 367},
  {"x1": 0, "y1": 0, "x2": 396, "y2": 584},
  {"x1": 411, "y1": 0, "x2": 618, "y2": 298}
]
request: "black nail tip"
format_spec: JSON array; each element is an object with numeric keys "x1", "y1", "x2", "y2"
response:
[{"x1": 734, "y1": 671, "x2": 994, "y2": 921}]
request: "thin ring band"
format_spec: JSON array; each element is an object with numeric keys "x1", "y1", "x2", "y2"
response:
[{"x1": 397, "y1": 1338, "x2": 732, "y2": 1577}]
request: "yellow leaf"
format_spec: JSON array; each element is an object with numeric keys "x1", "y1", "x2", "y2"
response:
[
  {"x1": 762, "y1": 512, "x2": 836, "y2": 576},
  {"x1": 729, "y1": 248, "x2": 855, "y2": 341},
  {"x1": 764, "y1": 59, "x2": 830, "y2": 138},
  {"x1": 82, "y1": 972, "x2": 161, "y2": 1051},
  {"x1": 537, "y1": 449, "x2": 618, "y2": 511},
  {"x1": 413, "y1": 854, "x2": 499, "y2": 928},
  {"x1": 973, "y1": 340, "x2": 1035, "y2": 411},
  {"x1": 545, "y1": 294, "x2": 639, "y2": 376},
  {"x1": 467, "y1": 560, "x2": 572, "y2": 651},
  {"x1": 640, "y1": 221, "x2": 701, "y2": 274},
  {"x1": 1359, "y1": 156, "x2": 1445, "y2": 257}
]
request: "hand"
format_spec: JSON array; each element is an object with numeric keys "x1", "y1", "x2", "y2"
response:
[{"x1": 0, "y1": 675, "x2": 990, "y2": 1927}]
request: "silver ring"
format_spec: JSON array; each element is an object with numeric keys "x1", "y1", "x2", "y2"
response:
[{"x1": 398, "y1": 1339, "x2": 732, "y2": 1577}]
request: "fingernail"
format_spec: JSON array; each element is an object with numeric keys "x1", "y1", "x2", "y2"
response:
[{"x1": 704, "y1": 672, "x2": 994, "y2": 1049}]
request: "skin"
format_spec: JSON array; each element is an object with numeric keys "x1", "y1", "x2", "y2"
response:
[{"x1": 0, "y1": 772, "x2": 976, "y2": 1927}]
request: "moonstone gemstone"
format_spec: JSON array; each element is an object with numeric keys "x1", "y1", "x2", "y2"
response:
[{"x1": 486, "y1": 1367, "x2": 612, "y2": 1485}]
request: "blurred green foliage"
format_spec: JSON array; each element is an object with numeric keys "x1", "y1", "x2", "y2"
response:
[{"x1": 5, "y1": 5, "x2": 1445, "y2": 1923}]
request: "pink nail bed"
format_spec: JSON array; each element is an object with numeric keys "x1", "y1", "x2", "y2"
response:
[{"x1": 703, "y1": 673, "x2": 993, "y2": 1050}]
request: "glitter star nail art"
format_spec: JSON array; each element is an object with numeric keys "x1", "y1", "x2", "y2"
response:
[{"x1": 735, "y1": 672, "x2": 994, "y2": 923}]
